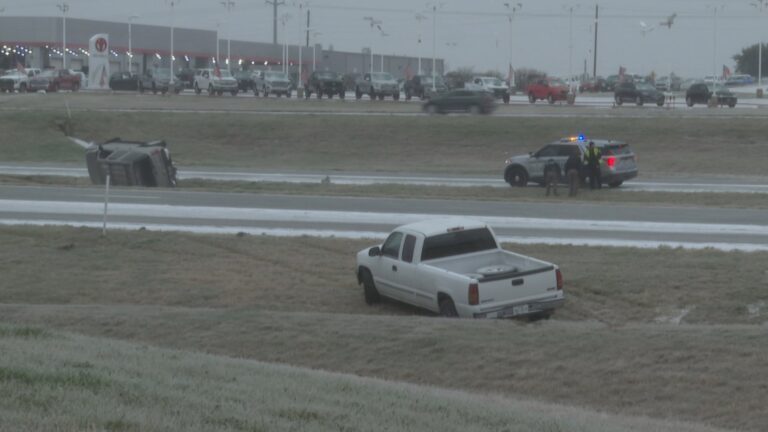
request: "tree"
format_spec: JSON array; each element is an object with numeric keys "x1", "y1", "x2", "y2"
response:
[
  {"x1": 443, "y1": 67, "x2": 474, "y2": 89},
  {"x1": 733, "y1": 43, "x2": 768, "y2": 77}
]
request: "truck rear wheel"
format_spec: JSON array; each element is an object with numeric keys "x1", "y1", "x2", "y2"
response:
[
  {"x1": 528, "y1": 93, "x2": 536, "y2": 104},
  {"x1": 439, "y1": 297, "x2": 458, "y2": 318},
  {"x1": 360, "y1": 269, "x2": 380, "y2": 305}
]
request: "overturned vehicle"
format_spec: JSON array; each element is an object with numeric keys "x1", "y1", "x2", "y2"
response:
[{"x1": 85, "y1": 138, "x2": 178, "y2": 187}]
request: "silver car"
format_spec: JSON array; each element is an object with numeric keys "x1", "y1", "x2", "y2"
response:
[{"x1": 503, "y1": 137, "x2": 639, "y2": 188}]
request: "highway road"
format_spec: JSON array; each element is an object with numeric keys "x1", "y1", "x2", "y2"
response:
[
  {"x1": 1, "y1": 185, "x2": 767, "y2": 251},
  {"x1": 2, "y1": 163, "x2": 768, "y2": 194}
]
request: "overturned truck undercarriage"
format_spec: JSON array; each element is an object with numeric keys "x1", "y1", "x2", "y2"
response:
[{"x1": 85, "y1": 138, "x2": 178, "y2": 187}]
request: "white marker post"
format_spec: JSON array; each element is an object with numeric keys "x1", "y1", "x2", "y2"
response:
[{"x1": 102, "y1": 173, "x2": 110, "y2": 236}]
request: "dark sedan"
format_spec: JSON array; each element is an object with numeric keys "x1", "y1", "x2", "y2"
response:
[
  {"x1": 422, "y1": 90, "x2": 495, "y2": 115},
  {"x1": 109, "y1": 71, "x2": 138, "y2": 91},
  {"x1": 614, "y1": 81, "x2": 664, "y2": 106},
  {"x1": 685, "y1": 83, "x2": 737, "y2": 108}
]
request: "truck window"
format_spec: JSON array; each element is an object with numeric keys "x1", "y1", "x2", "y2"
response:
[
  {"x1": 421, "y1": 228, "x2": 497, "y2": 261},
  {"x1": 381, "y1": 232, "x2": 404, "y2": 259},
  {"x1": 402, "y1": 234, "x2": 416, "y2": 263}
]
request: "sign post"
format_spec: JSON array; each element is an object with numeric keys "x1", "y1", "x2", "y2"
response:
[{"x1": 102, "y1": 173, "x2": 110, "y2": 236}]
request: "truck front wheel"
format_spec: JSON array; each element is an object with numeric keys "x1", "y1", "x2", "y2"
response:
[
  {"x1": 528, "y1": 93, "x2": 536, "y2": 104},
  {"x1": 360, "y1": 269, "x2": 380, "y2": 305}
]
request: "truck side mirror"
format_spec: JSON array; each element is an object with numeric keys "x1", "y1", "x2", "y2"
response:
[{"x1": 368, "y1": 246, "x2": 381, "y2": 257}]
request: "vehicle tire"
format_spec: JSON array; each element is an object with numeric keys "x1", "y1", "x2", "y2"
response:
[
  {"x1": 317, "y1": 91, "x2": 322, "y2": 100},
  {"x1": 547, "y1": 94, "x2": 555, "y2": 104},
  {"x1": 527, "y1": 310, "x2": 553, "y2": 322},
  {"x1": 369, "y1": 90, "x2": 376, "y2": 100},
  {"x1": 139, "y1": 83, "x2": 145, "y2": 94},
  {"x1": 161, "y1": 88, "x2": 168, "y2": 95},
  {"x1": 286, "y1": 91, "x2": 292, "y2": 98},
  {"x1": 614, "y1": 95, "x2": 622, "y2": 106},
  {"x1": 355, "y1": 87, "x2": 363, "y2": 100},
  {"x1": 152, "y1": 84, "x2": 158, "y2": 95},
  {"x1": 394, "y1": 93, "x2": 400, "y2": 101},
  {"x1": 339, "y1": 91, "x2": 345, "y2": 99},
  {"x1": 52, "y1": 83, "x2": 60, "y2": 93},
  {"x1": 304, "y1": 90, "x2": 311, "y2": 99},
  {"x1": 328, "y1": 92, "x2": 334, "y2": 99},
  {"x1": 208, "y1": 84, "x2": 214, "y2": 96},
  {"x1": 194, "y1": 83, "x2": 201, "y2": 95},
  {"x1": 468, "y1": 105, "x2": 481, "y2": 115},
  {"x1": 729, "y1": 102, "x2": 736, "y2": 108},
  {"x1": 439, "y1": 297, "x2": 459, "y2": 318},
  {"x1": 405, "y1": 90, "x2": 412, "y2": 101},
  {"x1": 635, "y1": 96, "x2": 643, "y2": 106},
  {"x1": 608, "y1": 181, "x2": 623, "y2": 188},
  {"x1": 528, "y1": 93, "x2": 536, "y2": 104},
  {"x1": 656, "y1": 100, "x2": 664, "y2": 107},
  {"x1": 217, "y1": 90, "x2": 223, "y2": 96},
  {"x1": 360, "y1": 269, "x2": 380, "y2": 305},
  {"x1": 505, "y1": 166, "x2": 528, "y2": 187},
  {"x1": 425, "y1": 104, "x2": 438, "y2": 115},
  {"x1": 231, "y1": 90, "x2": 238, "y2": 96},
  {"x1": 686, "y1": 96, "x2": 693, "y2": 107},
  {"x1": 503, "y1": 93, "x2": 510, "y2": 104},
  {"x1": 378, "y1": 94, "x2": 384, "y2": 101}
]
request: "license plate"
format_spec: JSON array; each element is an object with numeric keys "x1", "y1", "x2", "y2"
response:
[{"x1": 512, "y1": 304, "x2": 529, "y2": 316}]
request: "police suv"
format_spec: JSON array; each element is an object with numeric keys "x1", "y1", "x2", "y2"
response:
[{"x1": 503, "y1": 136, "x2": 639, "y2": 188}]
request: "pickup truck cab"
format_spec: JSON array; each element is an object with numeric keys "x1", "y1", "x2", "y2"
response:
[
  {"x1": 356, "y1": 219, "x2": 564, "y2": 319},
  {"x1": 465, "y1": 76, "x2": 510, "y2": 103},
  {"x1": 526, "y1": 77, "x2": 570, "y2": 104}
]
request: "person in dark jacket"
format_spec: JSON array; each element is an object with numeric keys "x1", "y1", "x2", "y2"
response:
[
  {"x1": 544, "y1": 159, "x2": 559, "y2": 196},
  {"x1": 583, "y1": 141, "x2": 602, "y2": 189},
  {"x1": 564, "y1": 147, "x2": 582, "y2": 196}
]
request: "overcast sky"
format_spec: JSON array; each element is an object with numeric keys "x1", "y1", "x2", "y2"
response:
[{"x1": 4, "y1": 0, "x2": 766, "y2": 77}]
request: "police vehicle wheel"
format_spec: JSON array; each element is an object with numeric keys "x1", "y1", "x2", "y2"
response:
[{"x1": 505, "y1": 166, "x2": 528, "y2": 187}]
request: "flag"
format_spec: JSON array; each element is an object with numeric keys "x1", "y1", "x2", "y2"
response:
[
  {"x1": 214, "y1": 65, "x2": 222, "y2": 78},
  {"x1": 618, "y1": 66, "x2": 626, "y2": 80},
  {"x1": 722, "y1": 65, "x2": 731, "y2": 79}
]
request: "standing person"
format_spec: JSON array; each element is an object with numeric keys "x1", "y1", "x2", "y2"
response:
[
  {"x1": 544, "y1": 159, "x2": 559, "y2": 197},
  {"x1": 564, "y1": 147, "x2": 582, "y2": 196},
  {"x1": 583, "y1": 141, "x2": 602, "y2": 190}
]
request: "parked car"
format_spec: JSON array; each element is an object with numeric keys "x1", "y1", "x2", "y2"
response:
[
  {"x1": 465, "y1": 76, "x2": 510, "y2": 103},
  {"x1": 109, "y1": 71, "x2": 139, "y2": 91},
  {"x1": 614, "y1": 81, "x2": 664, "y2": 106},
  {"x1": 503, "y1": 136, "x2": 639, "y2": 188},
  {"x1": 579, "y1": 77, "x2": 605, "y2": 92},
  {"x1": 252, "y1": 70, "x2": 292, "y2": 97},
  {"x1": 685, "y1": 83, "x2": 737, "y2": 108},
  {"x1": 304, "y1": 70, "x2": 345, "y2": 99},
  {"x1": 422, "y1": 89, "x2": 495, "y2": 115},
  {"x1": 404, "y1": 74, "x2": 448, "y2": 100},
  {"x1": 654, "y1": 75, "x2": 682, "y2": 91},
  {"x1": 28, "y1": 69, "x2": 81, "y2": 92},
  {"x1": 356, "y1": 218, "x2": 564, "y2": 319},
  {"x1": 0, "y1": 68, "x2": 41, "y2": 92},
  {"x1": 139, "y1": 69, "x2": 179, "y2": 94},
  {"x1": 526, "y1": 77, "x2": 570, "y2": 104},
  {"x1": 604, "y1": 74, "x2": 621, "y2": 92},
  {"x1": 234, "y1": 70, "x2": 254, "y2": 92},
  {"x1": 725, "y1": 74, "x2": 754, "y2": 87},
  {"x1": 355, "y1": 72, "x2": 400, "y2": 100},
  {"x1": 194, "y1": 68, "x2": 238, "y2": 96}
]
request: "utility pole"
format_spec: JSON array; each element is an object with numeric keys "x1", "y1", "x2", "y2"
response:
[
  {"x1": 266, "y1": 0, "x2": 286, "y2": 45},
  {"x1": 593, "y1": 4, "x2": 598, "y2": 79},
  {"x1": 306, "y1": 8, "x2": 310, "y2": 47},
  {"x1": 504, "y1": 3, "x2": 522, "y2": 90},
  {"x1": 128, "y1": 15, "x2": 139, "y2": 73},
  {"x1": 415, "y1": 13, "x2": 427, "y2": 75},
  {"x1": 164, "y1": 0, "x2": 180, "y2": 85},
  {"x1": 752, "y1": 1, "x2": 767, "y2": 89},
  {"x1": 57, "y1": 3, "x2": 69, "y2": 69}
]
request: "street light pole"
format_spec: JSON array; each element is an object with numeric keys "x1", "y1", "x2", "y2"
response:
[
  {"x1": 752, "y1": 1, "x2": 767, "y2": 88},
  {"x1": 415, "y1": 13, "x2": 427, "y2": 75},
  {"x1": 165, "y1": 0, "x2": 180, "y2": 85},
  {"x1": 57, "y1": 3, "x2": 69, "y2": 69},
  {"x1": 504, "y1": 3, "x2": 522, "y2": 90},
  {"x1": 221, "y1": 1, "x2": 235, "y2": 71},
  {"x1": 280, "y1": 13, "x2": 291, "y2": 73},
  {"x1": 297, "y1": 2, "x2": 304, "y2": 89},
  {"x1": 564, "y1": 5, "x2": 579, "y2": 93},
  {"x1": 431, "y1": 4, "x2": 437, "y2": 92},
  {"x1": 128, "y1": 15, "x2": 139, "y2": 73},
  {"x1": 311, "y1": 31, "x2": 321, "y2": 71},
  {"x1": 363, "y1": 16, "x2": 382, "y2": 74}
]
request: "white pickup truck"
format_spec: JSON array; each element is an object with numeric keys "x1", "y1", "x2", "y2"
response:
[
  {"x1": 356, "y1": 219, "x2": 564, "y2": 319},
  {"x1": 465, "y1": 76, "x2": 510, "y2": 103}
]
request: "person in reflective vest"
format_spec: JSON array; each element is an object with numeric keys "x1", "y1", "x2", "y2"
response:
[{"x1": 583, "y1": 141, "x2": 602, "y2": 189}]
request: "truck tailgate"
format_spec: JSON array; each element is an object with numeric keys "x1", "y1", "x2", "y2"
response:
[{"x1": 476, "y1": 265, "x2": 560, "y2": 317}]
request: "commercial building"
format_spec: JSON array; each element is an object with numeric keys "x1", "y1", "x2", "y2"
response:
[{"x1": 0, "y1": 16, "x2": 443, "y2": 79}]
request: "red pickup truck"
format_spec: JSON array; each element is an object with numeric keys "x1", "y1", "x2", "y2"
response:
[{"x1": 526, "y1": 77, "x2": 570, "y2": 104}]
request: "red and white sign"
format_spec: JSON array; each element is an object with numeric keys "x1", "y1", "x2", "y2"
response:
[{"x1": 88, "y1": 34, "x2": 110, "y2": 90}]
